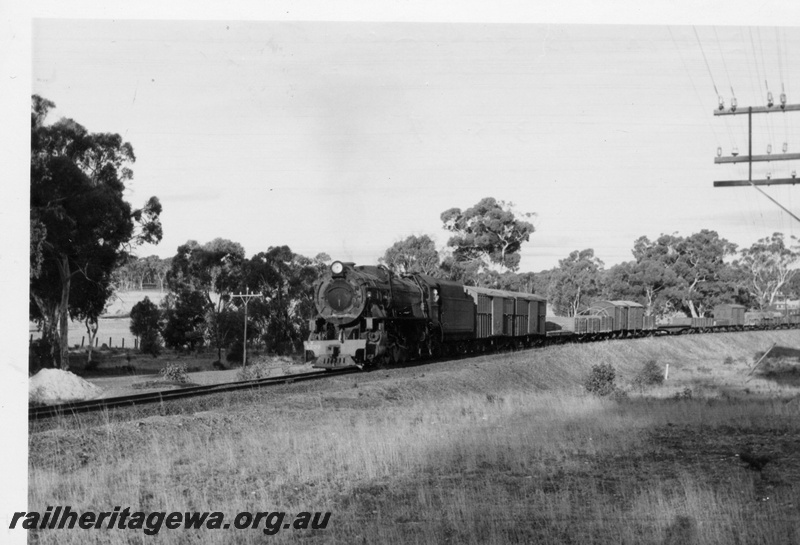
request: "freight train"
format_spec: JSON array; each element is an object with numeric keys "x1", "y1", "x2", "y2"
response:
[{"x1": 303, "y1": 261, "x2": 800, "y2": 370}]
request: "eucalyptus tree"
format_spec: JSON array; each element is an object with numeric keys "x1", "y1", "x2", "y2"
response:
[
  {"x1": 242, "y1": 246, "x2": 322, "y2": 355},
  {"x1": 163, "y1": 239, "x2": 245, "y2": 358},
  {"x1": 30, "y1": 95, "x2": 162, "y2": 368},
  {"x1": 380, "y1": 234, "x2": 441, "y2": 276},
  {"x1": 441, "y1": 197, "x2": 535, "y2": 273},
  {"x1": 734, "y1": 233, "x2": 800, "y2": 310},
  {"x1": 632, "y1": 231, "x2": 737, "y2": 317},
  {"x1": 548, "y1": 249, "x2": 605, "y2": 317}
]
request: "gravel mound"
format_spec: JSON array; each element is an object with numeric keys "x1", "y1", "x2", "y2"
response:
[{"x1": 29, "y1": 368, "x2": 104, "y2": 405}]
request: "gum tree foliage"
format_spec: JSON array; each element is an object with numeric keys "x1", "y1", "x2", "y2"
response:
[
  {"x1": 241, "y1": 247, "x2": 324, "y2": 355},
  {"x1": 30, "y1": 95, "x2": 162, "y2": 368},
  {"x1": 163, "y1": 239, "x2": 245, "y2": 357},
  {"x1": 632, "y1": 231, "x2": 737, "y2": 317},
  {"x1": 129, "y1": 296, "x2": 163, "y2": 357},
  {"x1": 441, "y1": 197, "x2": 535, "y2": 273},
  {"x1": 781, "y1": 271, "x2": 800, "y2": 301},
  {"x1": 161, "y1": 289, "x2": 207, "y2": 352},
  {"x1": 441, "y1": 261, "x2": 537, "y2": 292},
  {"x1": 481, "y1": 270, "x2": 537, "y2": 292},
  {"x1": 113, "y1": 255, "x2": 171, "y2": 291},
  {"x1": 531, "y1": 268, "x2": 556, "y2": 299},
  {"x1": 380, "y1": 234, "x2": 441, "y2": 276},
  {"x1": 130, "y1": 296, "x2": 162, "y2": 336},
  {"x1": 548, "y1": 249, "x2": 605, "y2": 317},
  {"x1": 734, "y1": 233, "x2": 800, "y2": 310},
  {"x1": 603, "y1": 259, "x2": 682, "y2": 318}
]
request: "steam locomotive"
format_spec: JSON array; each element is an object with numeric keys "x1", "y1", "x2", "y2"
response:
[
  {"x1": 304, "y1": 261, "x2": 800, "y2": 370},
  {"x1": 304, "y1": 260, "x2": 546, "y2": 369}
]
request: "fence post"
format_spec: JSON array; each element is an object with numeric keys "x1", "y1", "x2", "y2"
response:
[
  {"x1": 95, "y1": 337, "x2": 98, "y2": 347},
  {"x1": 122, "y1": 338, "x2": 125, "y2": 349},
  {"x1": 109, "y1": 337, "x2": 112, "y2": 348},
  {"x1": 135, "y1": 338, "x2": 138, "y2": 350}
]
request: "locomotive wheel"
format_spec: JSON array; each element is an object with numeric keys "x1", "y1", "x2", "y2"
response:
[
  {"x1": 429, "y1": 338, "x2": 443, "y2": 358},
  {"x1": 393, "y1": 345, "x2": 405, "y2": 364}
]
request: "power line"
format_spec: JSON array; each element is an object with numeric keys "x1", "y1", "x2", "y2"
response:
[
  {"x1": 693, "y1": 27, "x2": 721, "y2": 99},
  {"x1": 713, "y1": 26, "x2": 736, "y2": 102},
  {"x1": 668, "y1": 27, "x2": 722, "y2": 146},
  {"x1": 692, "y1": 26, "x2": 737, "y2": 150}
]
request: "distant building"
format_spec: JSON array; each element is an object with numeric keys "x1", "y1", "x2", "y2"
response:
[{"x1": 769, "y1": 300, "x2": 800, "y2": 312}]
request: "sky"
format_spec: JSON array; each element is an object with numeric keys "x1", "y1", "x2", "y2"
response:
[
  {"x1": 24, "y1": 14, "x2": 800, "y2": 273},
  {"x1": 3, "y1": 3, "x2": 800, "y2": 541}
]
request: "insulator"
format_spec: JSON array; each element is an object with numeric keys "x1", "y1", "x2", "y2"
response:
[
  {"x1": 718, "y1": 96, "x2": 725, "y2": 110},
  {"x1": 780, "y1": 92, "x2": 787, "y2": 107},
  {"x1": 766, "y1": 172, "x2": 772, "y2": 179},
  {"x1": 716, "y1": 146, "x2": 722, "y2": 157},
  {"x1": 731, "y1": 97, "x2": 737, "y2": 111},
  {"x1": 793, "y1": 170, "x2": 797, "y2": 178},
  {"x1": 767, "y1": 91, "x2": 774, "y2": 107},
  {"x1": 783, "y1": 142, "x2": 789, "y2": 153},
  {"x1": 731, "y1": 146, "x2": 739, "y2": 157},
  {"x1": 767, "y1": 144, "x2": 772, "y2": 154}
]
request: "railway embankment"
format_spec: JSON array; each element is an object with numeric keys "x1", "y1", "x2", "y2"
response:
[{"x1": 28, "y1": 329, "x2": 800, "y2": 545}]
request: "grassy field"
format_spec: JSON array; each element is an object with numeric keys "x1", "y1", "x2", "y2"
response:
[{"x1": 27, "y1": 330, "x2": 800, "y2": 544}]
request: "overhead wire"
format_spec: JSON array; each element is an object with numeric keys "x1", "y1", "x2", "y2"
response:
[
  {"x1": 713, "y1": 26, "x2": 736, "y2": 105},
  {"x1": 693, "y1": 26, "x2": 737, "y2": 152},
  {"x1": 668, "y1": 27, "x2": 723, "y2": 147},
  {"x1": 691, "y1": 26, "x2": 749, "y2": 233}
]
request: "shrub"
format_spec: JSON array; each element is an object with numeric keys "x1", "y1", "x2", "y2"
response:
[
  {"x1": 159, "y1": 363, "x2": 188, "y2": 383},
  {"x1": 237, "y1": 362, "x2": 271, "y2": 381},
  {"x1": 723, "y1": 356, "x2": 735, "y2": 365},
  {"x1": 29, "y1": 338, "x2": 52, "y2": 375},
  {"x1": 633, "y1": 359, "x2": 664, "y2": 390},
  {"x1": 139, "y1": 329, "x2": 163, "y2": 358},
  {"x1": 673, "y1": 387, "x2": 693, "y2": 400},
  {"x1": 226, "y1": 343, "x2": 243, "y2": 364},
  {"x1": 130, "y1": 297, "x2": 162, "y2": 336},
  {"x1": 584, "y1": 363, "x2": 618, "y2": 397}
]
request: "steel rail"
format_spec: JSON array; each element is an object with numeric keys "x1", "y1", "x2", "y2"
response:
[{"x1": 29, "y1": 368, "x2": 357, "y2": 421}]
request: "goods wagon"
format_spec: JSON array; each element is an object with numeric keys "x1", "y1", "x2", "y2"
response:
[
  {"x1": 579, "y1": 300, "x2": 655, "y2": 335},
  {"x1": 713, "y1": 304, "x2": 746, "y2": 327}
]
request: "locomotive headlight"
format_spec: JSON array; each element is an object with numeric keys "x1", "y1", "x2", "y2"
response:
[{"x1": 331, "y1": 261, "x2": 344, "y2": 275}]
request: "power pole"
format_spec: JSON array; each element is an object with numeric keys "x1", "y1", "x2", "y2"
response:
[
  {"x1": 231, "y1": 288, "x2": 263, "y2": 370},
  {"x1": 713, "y1": 100, "x2": 800, "y2": 224}
]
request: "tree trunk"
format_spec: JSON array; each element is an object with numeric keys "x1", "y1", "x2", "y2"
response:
[
  {"x1": 56, "y1": 255, "x2": 71, "y2": 370},
  {"x1": 571, "y1": 286, "x2": 582, "y2": 317},
  {"x1": 31, "y1": 293, "x2": 59, "y2": 367},
  {"x1": 644, "y1": 287, "x2": 654, "y2": 317},
  {"x1": 85, "y1": 317, "x2": 98, "y2": 365}
]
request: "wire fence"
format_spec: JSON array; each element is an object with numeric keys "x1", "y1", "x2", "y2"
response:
[{"x1": 29, "y1": 317, "x2": 139, "y2": 350}]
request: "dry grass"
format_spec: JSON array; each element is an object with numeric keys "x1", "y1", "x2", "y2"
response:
[{"x1": 27, "y1": 330, "x2": 800, "y2": 544}]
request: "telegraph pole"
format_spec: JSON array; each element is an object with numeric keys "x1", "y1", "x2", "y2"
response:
[
  {"x1": 713, "y1": 99, "x2": 800, "y2": 224},
  {"x1": 231, "y1": 288, "x2": 263, "y2": 370}
]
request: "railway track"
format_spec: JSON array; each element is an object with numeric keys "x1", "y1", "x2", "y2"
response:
[{"x1": 29, "y1": 368, "x2": 358, "y2": 421}]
